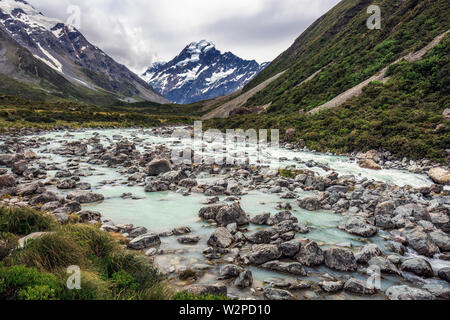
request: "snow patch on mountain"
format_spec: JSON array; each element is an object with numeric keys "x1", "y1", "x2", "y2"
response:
[{"x1": 142, "y1": 40, "x2": 269, "y2": 104}]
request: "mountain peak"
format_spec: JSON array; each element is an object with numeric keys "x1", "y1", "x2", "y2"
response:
[
  {"x1": 142, "y1": 41, "x2": 270, "y2": 104},
  {"x1": 186, "y1": 40, "x2": 216, "y2": 53}
]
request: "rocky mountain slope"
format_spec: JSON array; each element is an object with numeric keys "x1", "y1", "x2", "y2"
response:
[
  {"x1": 142, "y1": 40, "x2": 268, "y2": 104},
  {"x1": 0, "y1": 0, "x2": 169, "y2": 104}
]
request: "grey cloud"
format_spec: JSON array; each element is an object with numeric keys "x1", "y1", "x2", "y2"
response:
[{"x1": 28, "y1": 0, "x2": 340, "y2": 73}]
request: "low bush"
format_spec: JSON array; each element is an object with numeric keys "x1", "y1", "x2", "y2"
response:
[{"x1": 0, "y1": 206, "x2": 57, "y2": 235}]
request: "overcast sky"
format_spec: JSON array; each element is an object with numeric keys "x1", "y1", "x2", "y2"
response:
[{"x1": 28, "y1": 0, "x2": 340, "y2": 74}]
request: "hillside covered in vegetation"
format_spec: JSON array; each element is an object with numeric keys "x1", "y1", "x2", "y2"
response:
[{"x1": 205, "y1": 0, "x2": 450, "y2": 162}]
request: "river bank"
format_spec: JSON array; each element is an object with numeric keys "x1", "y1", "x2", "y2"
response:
[{"x1": 0, "y1": 127, "x2": 449, "y2": 300}]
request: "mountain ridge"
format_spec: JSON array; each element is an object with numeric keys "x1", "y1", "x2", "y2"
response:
[
  {"x1": 0, "y1": 0, "x2": 169, "y2": 104},
  {"x1": 142, "y1": 40, "x2": 269, "y2": 104}
]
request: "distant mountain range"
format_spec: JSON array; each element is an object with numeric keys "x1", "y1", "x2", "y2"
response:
[
  {"x1": 141, "y1": 40, "x2": 269, "y2": 104},
  {"x1": 0, "y1": 0, "x2": 169, "y2": 104}
]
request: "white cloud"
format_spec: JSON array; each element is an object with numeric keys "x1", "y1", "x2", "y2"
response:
[{"x1": 27, "y1": 0, "x2": 340, "y2": 73}]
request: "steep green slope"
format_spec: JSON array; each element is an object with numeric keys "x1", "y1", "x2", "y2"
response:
[
  {"x1": 206, "y1": 33, "x2": 450, "y2": 162},
  {"x1": 242, "y1": 0, "x2": 449, "y2": 114}
]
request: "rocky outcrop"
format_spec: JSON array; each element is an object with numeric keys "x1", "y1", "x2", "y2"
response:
[
  {"x1": 261, "y1": 261, "x2": 307, "y2": 276},
  {"x1": 386, "y1": 285, "x2": 435, "y2": 300},
  {"x1": 324, "y1": 247, "x2": 357, "y2": 272},
  {"x1": 0, "y1": 174, "x2": 16, "y2": 189},
  {"x1": 245, "y1": 244, "x2": 281, "y2": 265},
  {"x1": 400, "y1": 258, "x2": 434, "y2": 278},
  {"x1": 207, "y1": 227, "x2": 234, "y2": 248},
  {"x1": 339, "y1": 216, "x2": 377, "y2": 237},
  {"x1": 344, "y1": 278, "x2": 378, "y2": 295},
  {"x1": 128, "y1": 233, "x2": 161, "y2": 250},
  {"x1": 199, "y1": 202, "x2": 249, "y2": 226},
  {"x1": 295, "y1": 241, "x2": 324, "y2": 266},
  {"x1": 428, "y1": 167, "x2": 450, "y2": 185},
  {"x1": 146, "y1": 159, "x2": 171, "y2": 176}
]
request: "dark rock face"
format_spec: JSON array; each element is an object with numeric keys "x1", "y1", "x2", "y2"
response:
[
  {"x1": 344, "y1": 278, "x2": 378, "y2": 295},
  {"x1": 438, "y1": 267, "x2": 450, "y2": 283},
  {"x1": 339, "y1": 216, "x2": 377, "y2": 237},
  {"x1": 263, "y1": 288, "x2": 295, "y2": 300},
  {"x1": 234, "y1": 270, "x2": 253, "y2": 288},
  {"x1": 246, "y1": 244, "x2": 282, "y2": 265},
  {"x1": 0, "y1": 174, "x2": 16, "y2": 188},
  {"x1": 186, "y1": 284, "x2": 227, "y2": 296},
  {"x1": 400, "y1": 258, "x2": 434, "y2": 278},
  {"x1": 128, "y1": 233, "x2": 161, "y2": 250},
  {"x1": 386, "y1": 285, "x2": 435, "y2": 300},
  {"x1": 403, "y1": 227, "x2": 440, "y2": 257},
  {"x1": 146, "y1": 159, "x2": 171, "y2": 176},
  {"x1": 199, "y1": 202, "x2": 249, "y2": 227},
  {"x1": 261, "y1": 261, "x2": 307, "y2": 276},
  {"x1": 142, "y1": 40, "x2": 269, "y2": 104},
  {"x1": 207, "y1": 227, "x2": 234, "y2": 248},
  {"x1": 295, "y1": 241, "x2": 324, "y2": 267},
  {"x1": 324, "y1": 247, "x2": 357, "y2": 272}
]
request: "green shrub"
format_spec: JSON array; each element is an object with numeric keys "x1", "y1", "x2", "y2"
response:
[
  {"x1": 0, "y1": 206, "x2": 57, "y2": 235},
  {"x1": 62, "y1": 224, "x2": 117, "y2": 259},
  {"x1": 7, "y1": 233, "x2": 85, "y2": 271},
  {"x1": 0, "y1": 265, "x2": 62, "y2": 300},
  {"x1": 0, "y1": 232, "x2": 17, "y2": 260}
]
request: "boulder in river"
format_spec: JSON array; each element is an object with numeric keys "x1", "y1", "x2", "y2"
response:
[
  {"x1": 324, "y1": 247, "x2": 357, "y2": 272},
  {"x1": 67, "y1": 192, "x2": 104, "y2": 204},
  {"x1": 246, "y1": 244, "x2": 282, "y2": 265},
  {"x1": 400, "y1": 258, "x2": 434, "y2": 278},
  {"x1": 199, "y1": 202, "x2": 249, "y2": 226},
  {"x1": 177, "y1": 235, "x2": 201, "y2": 245},
  {"x1": 344, "y1": 278, "x2": 378, "y2": 295},
  {"x1": 438, "y1": 267, "x2": 450, "y2": 283},
  {"x1": 355, "y1": 244, "x2": 382, "y2": 264},
  {"x1": 234, "y1": 270, "x2": 253, "y2": 288},
  {"x1": 368, "y1": 256, "x2": 401, "y2": 275},
  {"x1": 219, "y1": 264, "x2": 243, "y2": 279},
  {"x1": 146, "y1": 159, "x2": 171, "y2": 176},
  {"x1": 207, "y1": 227, "x2": 234, "y2": 248},
  {"x1": 339, "y1": 216, "x2": 377, "y2": 237},
  {"x1": 429, "y1": 230, "x2": 450, "y2": 252},
  {"x1": 261, "y1": 261, "x2": 307, "y2": 276},
  {"x1": 319, "y1": 281, "x2": 344, "y2": 293},
  {"x1": 247, "y1": 229, "x2": 278, "y2": 244},
  {"x1": 386, "y1": 285, "x2": 435, "y2": 300},
  {"x1": 29, "y1": 191, "x2": 60, "y2": 205},
  {"x1": 298, "y1": 196, "x2": 322, "y2": 211},
  {"x1": 0, "y1": 174, "x2": 16, "y2": 189},
  {"x1": 428, "y1": 167, "x2": 450, "y2": 185},
  {"x1": 358, "y1": 159, "x2": 381, "y2": 170},
  {"x1": 403, "y1": 227, "x2": 439, "y2": 257},
  {"x1": 11, "y1": 160, "x2": 28, "y2": 176},
  {"x1": 128, "y1": 233, "x2": 161, "y2": 250},
  {"x1": 251, "y1": 212, "x2": 271, "y2": 225},
  {"x1": 295, "y1": 241, "x2": 324, "y2": 267},
  {"x1": 280, "y1": 239, "x2": 302, "y2": 258},
  {"x1": 263, "y1": 288, "x2": 295, "y2": 300}
]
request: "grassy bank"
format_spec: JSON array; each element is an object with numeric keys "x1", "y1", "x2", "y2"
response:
[
  {"x1": 0, "y1": 206, "x2": 169, "y2": 300},
  {"x1": 206, "y1": 35, "x2": 450, "y2": 163},
  {"x1": 0, "y1": 95, "x2": 199, "y2": 132}
]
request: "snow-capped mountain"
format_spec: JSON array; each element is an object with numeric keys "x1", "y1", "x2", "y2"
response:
[
  {"x1": 142, "y1": 40, "x2": 269, "y2": 104},
  {"x1": 0, "y1": 0, "x2": 169, "y2": 104}
]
